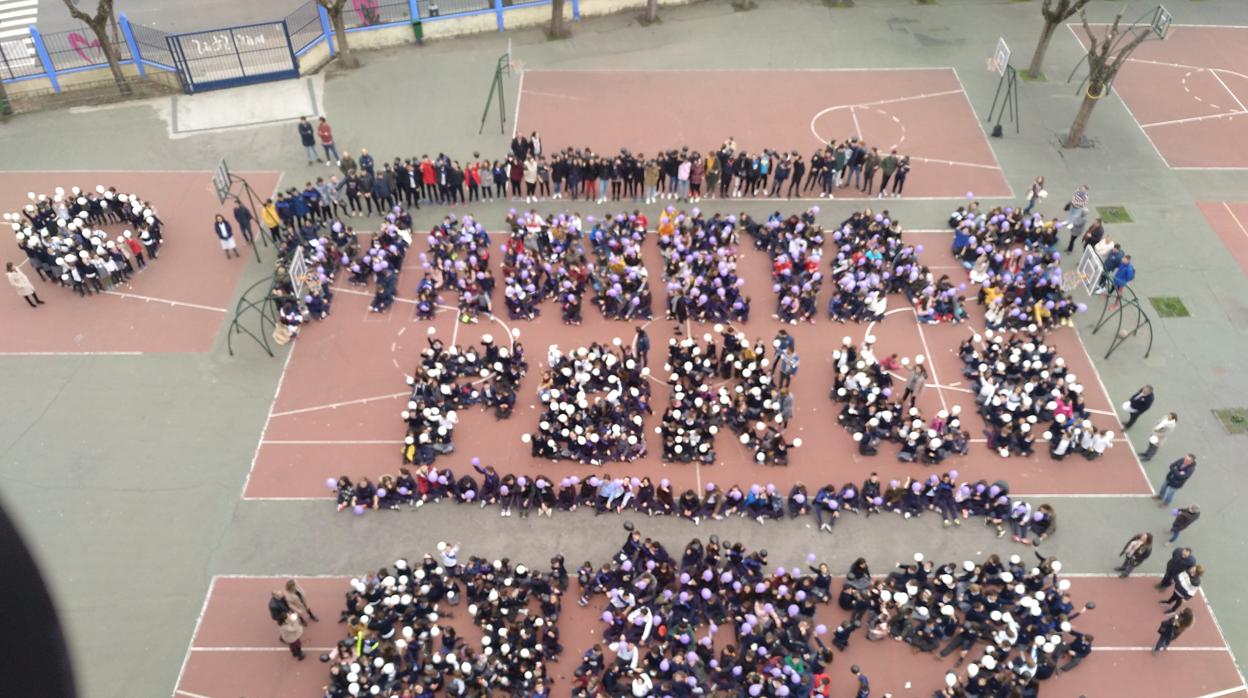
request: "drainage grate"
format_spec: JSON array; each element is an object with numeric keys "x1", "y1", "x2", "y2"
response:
[
  {"x1": 1213, "y1": 408, "x2": 1248, "y2": 435},
  {"x1": 1149, "y1": 297, "x2": 1190, "y2": 318},
  {"x1": 1097, "y1": 206, "x2": 1133, "y2": 224}
]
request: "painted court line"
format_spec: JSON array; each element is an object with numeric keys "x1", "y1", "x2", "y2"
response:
[
  {"x1": 262, "y1": 439, "x2": 400, "y2": 445},
  {"x1": 171, "y1": 576, "x2": 217, "y2": 698},
  {"x1": 1140, "y1": 111, "x2": 1247, "y2": 129},
  {"x1": 1224, "y1": 203, "x2": 1248, "y2": 241},
  {"x1": 103, "y1": 290, "x2": 228, "y2": 313},
  {"x1": 267, "y1": 391, "x2": 410, "y2": 418},
  {"x1": 1200, "y1": 587, "x2": 1248, "y2": 689},
  {"x1": 512, "y1": 70, "x2": 525, "y2": 140},
  {"x1": 188, "y1": 645, "x2": 336, "y2": 652},
  {"x1": 906, "y1": 155, "x2": 1003, "y2": 171},
  {"x1": 240, "y1": 341, "x2": 295, "y2": 500},
  {"x1": 1209, "y1": 70, "x2": 1248, "y2": 114}
]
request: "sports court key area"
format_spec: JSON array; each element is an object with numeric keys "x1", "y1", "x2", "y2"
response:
[{"x1": 514, "y1": 69, "x2": 1012, "y2": 200}]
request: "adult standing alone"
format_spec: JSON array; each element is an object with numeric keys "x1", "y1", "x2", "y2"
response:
[
  {"x1": 1157, "y1": 454, "x2": 1195, "y2": 506},
  {"x1": 214, "y1": 214, "x2": 240, "y2": 259},
  {"x1": 317, "y1": 116, "x2": 339, "y2": 165},
  {"x1": 1121, "y1": 385, "x2": 1155, "y2": 429},
  {"x1": 297, "y1": 116, "x2": 317, "y2": 165},
  {"x1": 6, "y1": 262, "x2": 43, "y2": 308}
]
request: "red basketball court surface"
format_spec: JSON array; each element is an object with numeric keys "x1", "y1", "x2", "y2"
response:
[
  {"x1": 242, "y1": 229, "x2": 1152, "y2": 501},
  {"x1": 1070, "y1": 25, "x2": 1248, "y2": 169},
  {"x1": 512, "y1": 69, "x2": 1013, "y2": 200},
  {"x1": 0, "y1": 171, "x2": 282, "y2": 354},
  {"x1": 173, "y1": 574, "x2": 1246, "y2": 698},
  {"x1": 1197, "y1": 201, "x2": 1248, "y2": 279}
]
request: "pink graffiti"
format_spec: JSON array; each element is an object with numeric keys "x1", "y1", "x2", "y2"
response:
[
  {"x1": 68, "y1": 32, "x2": 103, "y2": 64},
  {"x1": 353, "y1": 0, "x2": 381, "y2": 25}
]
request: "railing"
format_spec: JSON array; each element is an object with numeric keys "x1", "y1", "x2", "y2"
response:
[{"x1": 2, "y1": 0, "x2": 572, "y2": 95}]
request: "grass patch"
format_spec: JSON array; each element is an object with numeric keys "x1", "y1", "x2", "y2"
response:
[
  {"x1": 1213, "y1": 408, "x2": 1248, "y2": 435},
  {"x1": 732, "y1": 0, "x2": 758, "y2": 9},
  {"x1": 821, "y1": 0, "x2": 854, "y2": 7},
  {"x1": 1020, "y1": 70, "x2": 1046, "y2": 82},
  {"x1": 1097, "y1": 205, "x2": 1133, "y2": 224},
  {"x1": 1149, "y1": 296, "x2": 1190, "y2": 318}
]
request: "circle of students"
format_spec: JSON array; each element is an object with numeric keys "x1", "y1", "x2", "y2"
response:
[{"x1": 6, "y1": 185, "x2": 163, "y2": 303}]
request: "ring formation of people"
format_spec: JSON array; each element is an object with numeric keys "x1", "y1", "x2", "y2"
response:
[{"x1": 6, "y1": 185, "x2": 164, "y2": 296}]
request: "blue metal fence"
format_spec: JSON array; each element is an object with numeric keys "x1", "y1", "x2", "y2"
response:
[
  {"x1": 2, "y1": 0, "x2": 561, "y2": 94},
  {"x1": 286, "y1": 1, "x2": 325, "y2": 56}
]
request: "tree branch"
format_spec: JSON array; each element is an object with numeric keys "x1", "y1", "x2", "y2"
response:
[
  {"x1": 1079, "y1": 10, "x2": 1098, "y2": 56},
  {"x1": 60, "y1": 0, "x2": 96, "y2": 24}
]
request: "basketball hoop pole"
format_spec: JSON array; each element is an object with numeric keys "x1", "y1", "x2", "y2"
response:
[
  {"x1": 1090, "y1": 285, "x2": 1154, "y2": 359},
  {"x1": 230, "y1": 173, "x2": 268, "y2": 264},
  {"x1": 987, "y1": 65, "x2": 1020, "y2": 136}
]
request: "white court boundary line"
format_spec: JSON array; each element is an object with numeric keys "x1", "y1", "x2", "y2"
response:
[
  {"x1": 171, "y1": 576, "x2": 217, "y2": 698},
  {"x1": 512, "y1": 69, "x2": 525, "y2": 140},
  {"x1": 239, "y1": 340, "x2": 296, "y2": 500},
  {"x1": 102, "y1": 290, "x2": 228, "y2": 313},
  {"x1": 1224, "y1": 202, "x2": 1248, "y2": 243},
  {"x1": 267, "y1": 391, "x2": 409, "y2": 418},
  {"x1": 1066, "y1": 24, "x2": 1248, "y2": 170}
]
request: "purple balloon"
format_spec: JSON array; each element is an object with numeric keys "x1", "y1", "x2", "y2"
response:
[{"x1": 325, "y1": 478, "x2": 338, "y2": 491}]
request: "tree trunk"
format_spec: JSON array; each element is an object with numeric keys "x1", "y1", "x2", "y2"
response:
[
  {"x1": 644, "y1": 0, "x2": 659, "y2": 23},
  {"x1": 1027, "y1": 20, "x2": 1057, "y2": 79},
  {"x1": 550, "y1": 0, "x2": 568, "y2": 38},
  {"x1": 330, "y1": 9, "x2": 359, "y2": 69},
  {"x1": 0, "y1": 79, "x2": 12, "y2": 116},
  {"x1": 1064, "y1": 89, "x2": 1100, "y2": 148},
  {"x1": 91, "y1": 18, "x2": 131, "y2": 95}
]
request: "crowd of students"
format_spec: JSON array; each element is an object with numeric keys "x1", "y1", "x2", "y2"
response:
[
  {"x1": 320, "y1": 545, "x2": 564, "y2": 696},
  {"x1": 328, "y1": 456, "x2": 1057, "y2": 543},
  {"x1": 656, "y1": 208, "x2": 751, "y2": 324},
  {"x1": 950, "y1": 205, "x2": 1081, "y2": 332},
  {"x1": 396, "y1": 334, "x2": 527, "y2": 466},
  {"x1": 959, "y1": 330, "x2": 1113, "y2": 462},
  {"x1": 320, "y1": 527, "x2": 1088, "y2": 697},
  {"x1": 6, "y1": 185, "x2": 163, "y2": 297},
  {"x1": 829, "y1": 337, "x2": 973, "y2": 469},
  {"x1": 528, "y1": 342, "x2": 652, "y2": 465}
]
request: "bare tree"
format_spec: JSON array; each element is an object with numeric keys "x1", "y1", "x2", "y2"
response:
[
  {"x1": 317, "y1": 0, "x2": 360, "y2": 69},
  {"x1": 643, "y1": 0, "x2": 659, "y2": 24},
  {"x1": 60, "y1": 0, "x2": 130, "y2": 95},
  {"x1": 549, "y1": 0, "x2": 570, "y2": 39},
  {"x1": 1065, "y1": 10, "x2": 1153, "y2": 148},
  {"x1": 1027, "y1": 0, "x2": 1092, "y2": 79}
]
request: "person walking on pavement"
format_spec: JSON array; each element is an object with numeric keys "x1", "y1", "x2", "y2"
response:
[
  {"x1": 297, "y1": 116, "x2": 317, "y2": 165},
  {"x1": 1139, "y1": 412, "x2": 1177, "y2": 462},
  {"x1": 1169, "y1": 505, "x2": 1200, "y2": 544},
  {"x1": 6, "y1": 262, "x2": 43, "y2": 308},
  {"x1": 1157, "y1": 547, "x2": 1195, "y2": 590},
  {"x1": 633, "y1": 326, "x2": 650, "y2": 368},
  {"x1": 317, "y1": 116, "x2": 339, "y2": 165},
  {"x1": 1115, "y1": 532, "x2": 1152, "y2": 578},
  {"x1": 1161, "y1": 564, "x2": 1202, "y2": 613},
  {"x1": 279, "y1": 611, "x2": 306, "y2": 660},
  {"x1": 1156, "y1": 454, "x2": 1196, "y2": 506},
  {"x1": 1154, "y1": 608, "x2": 1194, "y2": 655},
  {"x1": 1122, "y1": 385, "x2": 1155, "y2": 429}
]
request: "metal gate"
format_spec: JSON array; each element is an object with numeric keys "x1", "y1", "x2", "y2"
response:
[{"x1": 166, "y1": 21, "x2": 299, "y2": 94}]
